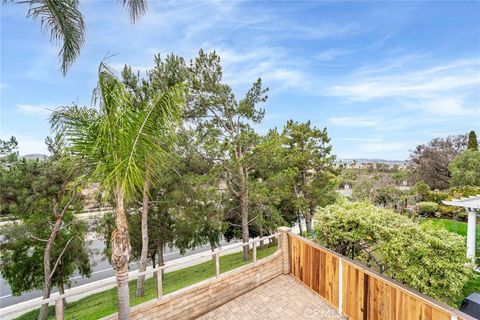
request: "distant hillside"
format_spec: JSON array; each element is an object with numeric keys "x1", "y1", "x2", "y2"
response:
[
  {"x1": 337, "y1": 158, "x2": 408, "y2": 165},
  {"x1": 22, "y1": 154, "x2": 48, "y2": 160}
]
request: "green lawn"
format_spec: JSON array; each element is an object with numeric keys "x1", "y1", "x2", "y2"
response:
[
  {"x1": 421, "y1": 218, "x2": 480, "y2": 256},
  {"x1": 17, "y1": 244, "x2": 278, "y2": 320},
  {"x1": 421, "y1": 218, "x2": 480, "y2": 307},
  {"x1": 456, "y1": 273, "x2": 480, "y2": 307}
]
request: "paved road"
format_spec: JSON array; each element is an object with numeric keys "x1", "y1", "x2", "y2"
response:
[{"x1": 0, "y1": 233, "x2": 239, "y2": 308}]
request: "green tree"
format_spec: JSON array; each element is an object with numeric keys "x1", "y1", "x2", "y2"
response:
[
  {"x1": 248, "y1": 129, "x2": 291, "y2": 238},
  {"x1": 121, "y1": 54, "x2": 189, "y2": 297},
  {"x1": 51, "y1": 63, "x2": 183, "y2": 319},
  {"x1": 409, "y1": 135, "x2": 466, "y2": 190},
  {"x1": 189, "y1": 50, "x2": 268, "y2": 261},
  {"x1": 382, "y1": 225, "x2": 470, "y2": 304},
  {"x1": 414, "y1": 180, "x2": 430, "y2": 201},
  {"x1": 282, "y1": 120, "x2": 338, "y2": 234},
  {"x1": 314, "y1": 199, "x2": 471, "y2": 305},
  {"x1": 0, "y1": 136, "x2": 91, "y2": 320},
  {"x1": 3, "y1": 0, "x2": 147, "y2": 75},
  {"x1": 467, "y1": 131, "x2": 478, "y2": 151},
  {"x1": 449, "y1": 149, "x2": 480, "y2": 187}
]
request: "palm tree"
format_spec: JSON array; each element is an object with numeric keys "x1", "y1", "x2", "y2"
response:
[
  {"x1": 4, "y1": 0, "x2": 147, "y2": 75},
  {"x1": 51, "y1": 63, "x2": 183, "y2": 319}
]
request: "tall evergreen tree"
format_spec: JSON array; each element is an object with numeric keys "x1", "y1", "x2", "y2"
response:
[
  {"x1": 189, "y1": 50, "x2": 268, "y2": 261},
  {"x1": 468, "y1": 130, "x2": 478, "y2": 151},
  {"x1": 121, "y1": 53, "x2": 189, "y2": 297},
  {"x1": 282, "y1": 120, "x2": 338, "y2": 234}
]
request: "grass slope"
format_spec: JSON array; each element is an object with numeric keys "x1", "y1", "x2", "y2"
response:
[
  {"x1": 422, "y1": 218, "x2": 480, "y2": 306},
  {"x1": 17, "y1": 244, "x2": 278, "y2": 320}
]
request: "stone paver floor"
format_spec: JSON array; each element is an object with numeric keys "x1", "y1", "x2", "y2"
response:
[{"x1": 196, "y1": 275, "x2": 344, "y2": 320}]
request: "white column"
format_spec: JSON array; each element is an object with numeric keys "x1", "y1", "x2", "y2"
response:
[{"x1": 466, "y1": 209, "x2": 476, "y2": 261}]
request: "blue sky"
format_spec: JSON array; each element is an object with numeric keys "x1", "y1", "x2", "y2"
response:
[{"x1": 1, "y1": 1, "x2": 479, "y2": 159}]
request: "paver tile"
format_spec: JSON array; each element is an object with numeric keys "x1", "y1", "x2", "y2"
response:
[{"x1": 196, "y1": 275, "x2": 344, "y2": 320}]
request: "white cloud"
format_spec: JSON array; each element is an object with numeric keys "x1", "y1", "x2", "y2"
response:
[
  {"x1": 316, "y1": 49, "x2": 352, "y2": 61},
  {"x1": 17, "y1": 104, "x2": 53, "y2": 116},
  {"x1": 329, "y1": 117, "x2": 377, "y2": 127},
  {"x1": 403, "y1": 97, "x2": 479, "y2": 116},
  {"x1": 214, "y1": 46, "x2": 308, "y2": 94},
  {"x1": 328, "y1": 57, "x2": 480, "y2": 103}
]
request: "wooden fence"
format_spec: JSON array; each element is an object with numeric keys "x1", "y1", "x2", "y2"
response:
[{"x1": 288, "y1": 233, "x2": 475, "y2": 320}]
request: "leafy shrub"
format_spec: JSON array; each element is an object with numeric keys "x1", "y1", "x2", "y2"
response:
[
  {"x1": 416, "y1": 201, "x2": 439, "y2": 216},
  {"x1": 381, "y1": 224, "x2": 471, "y2": 304},
  {"x1": 414, "y1": 180, "x2": 430, "y2": 201},
  {"x1": 314, "y1": 199, "x2": 471, "y2": 306},
  {"x1": 436, "y1": 204, "x2": 465, "y2": 220},
  {"x1": 450, "y1": 150, "x2": 480, "y2": 187},
  {"x1": 425, "y1": 190, "x2": 448, "y2": 203},
  {"x1": 448, "y1": 186, "x2": 480, "y2": 199}
]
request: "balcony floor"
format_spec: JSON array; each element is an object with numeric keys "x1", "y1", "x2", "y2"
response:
[{"x1": 196, "y1": 275, "x2": 343, "y2": 320}]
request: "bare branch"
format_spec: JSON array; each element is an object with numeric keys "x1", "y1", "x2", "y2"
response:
[{"x1": 49, "y1": 236, "x2": 75, "y2": 281}]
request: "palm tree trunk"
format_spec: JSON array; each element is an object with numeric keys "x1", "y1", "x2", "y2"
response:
[
  {"x1": 111, "y1": 188, "x2": 131, "y2": 320},
  {"x1": 136, "y1": 177, "x2": 150, "y2": 297}
]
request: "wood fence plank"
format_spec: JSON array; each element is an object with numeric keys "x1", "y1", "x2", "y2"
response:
[{"x1": 287, "y1": 235, "x2": 466, "y2": 320}]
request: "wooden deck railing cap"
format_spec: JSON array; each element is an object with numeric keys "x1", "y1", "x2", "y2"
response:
[{"x1": 277, "y1": 226, "x2": 292, "y2": 233}]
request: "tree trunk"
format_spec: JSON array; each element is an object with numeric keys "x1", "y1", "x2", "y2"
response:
[
  {"x1": 297, "y1": 214, "x2": 303, "y2": 235},
  {"x1": 111, "y1": 188, "x2": 131, "y2": 320},
  {"x1": 305, "y1": 219, "x2": 312, "y2": 236},
  {"x1": 39, "y1": 204, "x2": 63, "y2": 320},
  {"x1": 151, "y1": 251, "x2": 156, "y2": 268},
  {"x1": 136, "y1": 177, "x2": 150, "y2": 297},
  {"x1": 157, "y1": 241, "x2": 165, "y2": 277},
  {"x1": 305, "y1": 204, "x2": 314, "y2": 235},
  {"x1": 57, "y1": 280, "x2": 67, "y2": 309},
  {"x1": 210, "y1": 242, "x2": 216, "y2": 261},
  {"x1": 259, "y1": 221, "x2": 264, "y2": 248},
  {"x1": 38, "y1": 279, "x2": 52, "y2": 320},
  {"x1": 240, "y1": 166, "x2": 249, "y2": 261}
]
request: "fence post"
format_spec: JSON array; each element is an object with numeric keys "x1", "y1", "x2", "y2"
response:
[
  {"x1": 55, "y1": 298, "x2": 64, "y2": 320},
  {"x1": 277, "y1": 227, "x2": 292, "y2": 274},
  {"x1": 156, "y1": 269, "x2": 163, "y2": 300},
  {"x1": 253, "y1": 240, "x2": 257, "y2": 266},
  {"x1": 338, "y1": 259, "x2": 343, "y2": 314},
  {"x1": 215, "y1": 251, "x2": 220, "y2": 278}
]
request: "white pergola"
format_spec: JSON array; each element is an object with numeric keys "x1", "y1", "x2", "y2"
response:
[{"x1": 443, "y1": 195, "x2": 480, "y2": 262}]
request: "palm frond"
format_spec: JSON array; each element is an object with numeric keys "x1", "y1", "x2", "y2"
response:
[
  {"x1": 26, "y1": 0, "x2": 85, "y2": 75},
  {"x1": 52, "y1": 63, "x2": 184, "y2": 202},
  {"x1": 119, "y1": 0, "x2": 147, "y2": 23}
]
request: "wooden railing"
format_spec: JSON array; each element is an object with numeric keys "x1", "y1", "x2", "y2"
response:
[
  {"x1": 0, "y1": 234, "x2": 279, "y2": 319},
  {"x1": 288, "y1": 233, "x2": 475, "y2": 320}
]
